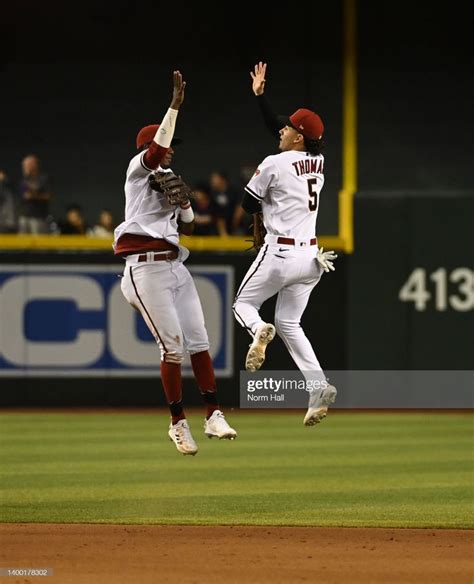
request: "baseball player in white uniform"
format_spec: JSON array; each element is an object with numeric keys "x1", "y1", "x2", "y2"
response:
[
  {"x1": 114, "y1": 71, "x2": 236, "y2": 456},
  {"x1": 233, "y1": 62, "x2": 337, "y2": 426}
]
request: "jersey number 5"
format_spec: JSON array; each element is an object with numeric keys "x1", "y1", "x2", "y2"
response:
[{"x1": 307, "y1": 179, "x2": 318, "y2": 211}]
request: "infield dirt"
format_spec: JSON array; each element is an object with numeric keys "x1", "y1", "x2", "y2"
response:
[{"x1": 1, "y1": 524, "x2": 472, "y2": 584}]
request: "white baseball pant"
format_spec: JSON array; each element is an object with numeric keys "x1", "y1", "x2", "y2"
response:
[
  {"x1": 233, "y1": 238, "x2": 324, "y2": 372},
  {"x1": 121, "y1": 254, "x2": 210, "y2": 364}
]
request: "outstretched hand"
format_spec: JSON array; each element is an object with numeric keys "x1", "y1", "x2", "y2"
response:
[
  {"x1": 250, "y1": 62, "x2": 267, "y2": 96},
  {"x1": 171, "y1": 70, "x2": 186, "y2": 109}
]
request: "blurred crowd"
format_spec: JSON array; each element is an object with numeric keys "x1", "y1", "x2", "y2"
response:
[
  {"x1": 0, "y1": 155, "x2": 253, "y2": 237},
  {"x1": 0, "y1": 155, "x2": 116, "y2": 237},
  {"x1": 191, "y1": 169, "x2": 252, "y2": 236}
]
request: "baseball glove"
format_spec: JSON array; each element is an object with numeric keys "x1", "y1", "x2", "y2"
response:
[
  {"x1": 247, "y1": 212, "x2": 266, "y2": 251},
  {"x1": 148, "y1": 171, "x2": 192, "y2": 206}
]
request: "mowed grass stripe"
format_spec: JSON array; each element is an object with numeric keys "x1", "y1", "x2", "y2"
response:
[{"x1": 0, "y1": 412, "x2": 472, "y2": 527}]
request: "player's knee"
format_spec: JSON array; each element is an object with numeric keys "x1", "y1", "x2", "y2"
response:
[
  {"x1": 275, "y1": 317, "x2": 300, "y2": 338},
  {"x1": 233, "y1": 300, "x2": 252, "y2": 318},
  {"x1": 187, "y1": 341, "x2": 210, "y2": 354},
  {"x1": 163, "y1": 351, "x2": 184, "y2": 364}
]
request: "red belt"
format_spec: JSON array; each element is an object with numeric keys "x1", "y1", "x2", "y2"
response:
[
  {"x1": 277, "y1": 237, "x2": 317, "y2": 246},
  {"x1": 137, "y1": 251, "x2": 179, "y2": 262}
]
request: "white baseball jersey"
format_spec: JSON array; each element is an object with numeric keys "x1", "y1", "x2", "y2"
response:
[
  {"x1": 116, "y1": 150, "x2": 209, "y2": 362},
  {"x1": 113, "y1": 151, "x2": 189, "y2": 259},
  {"x1": 245, "y1": 150, "x2": 324, "y2": 239},
  {"x1": 234, "y1": 149, "x2": 327, "y2": 378}
]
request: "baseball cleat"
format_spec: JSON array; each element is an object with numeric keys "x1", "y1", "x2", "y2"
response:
[
  {"x1": 245, "y1": 322, "x2": 276, "y2": 371},
  {"x1": 204, "y1": 410, "x2": 237, "y2": 440},
  {"x1": 168, "y1": 419, "x2": 198, "y2": 455},
  {"x1": 304, "y1": 384, "x2": 337, "y2": 426}
]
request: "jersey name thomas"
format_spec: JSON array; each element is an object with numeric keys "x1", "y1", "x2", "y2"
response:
[{"x1": 291, "y1": 157, "x2": 324, "y2": 176}]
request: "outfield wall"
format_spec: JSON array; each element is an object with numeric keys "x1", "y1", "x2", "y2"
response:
[
  {"x1": 349, "y1": 192, "x2": 474, "y2": 370},
  {"x1": 0, "y1": 194, "x2": 472, "y2": 407},
  {"x1": 0, "y1": 250, "x2": 346, "y2": 406}
]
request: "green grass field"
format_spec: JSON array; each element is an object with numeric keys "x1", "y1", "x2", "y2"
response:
[{"x1": 0, "y1": 411, "x2": 472, "y2": 528}]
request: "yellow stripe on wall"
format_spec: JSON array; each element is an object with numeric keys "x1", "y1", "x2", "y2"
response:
[
  {"x1": 0, "y1": 235, "x2": 346, "y2": 253},
  {"x1": 339, "y1": 0, "x2": 357, "y2": 253}
]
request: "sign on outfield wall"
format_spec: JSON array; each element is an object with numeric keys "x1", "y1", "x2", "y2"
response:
[
  {"x1": 348, "y1": 193, "x2": 474, "y2": 370},
  {"x1": 0, "y1": 265, "x2": 234, "y2": 377}
]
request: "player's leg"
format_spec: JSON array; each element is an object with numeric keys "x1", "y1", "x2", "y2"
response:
[
  {"x1": 274, "y1": 280, "x2": 322, "y2": 371},
  {"x1": 174, "y1": 264, "x2": 237, "y2": 439},
  {"x1": 274, "y1": 272, "x2": 337, "y2": 426},
  {"x1": 233, "y1": 245, "x2": 282, "y2": 370},
  {"x1": 232, "y1": 245, "x2": 279, "y2": 335},
  {"x1": 121, "y1": 263, "x2": 198, "y2": 454}
]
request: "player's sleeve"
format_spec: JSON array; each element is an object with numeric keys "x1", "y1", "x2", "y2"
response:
[
  {"x1": 256, "y1": 95, "x2": 281, "y2": 139},
  {"x1": 143, "y1": 142, "x2": 168, "y2": 170},
  {"x1": 126, "y1": 151, "x2": 154, "y2": 182},
  {"x1": 241, "y1": 191, "x2": 260, "y2": 214},
  {"x1": 244, "y1": 156, "x2": 278, "y2": 203}
]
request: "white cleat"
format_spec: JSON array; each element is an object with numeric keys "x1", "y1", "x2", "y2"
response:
[
  {"x1": 245, "y1": 322, "x2": 276, "y2": 371},
  {"x1": 204, "y1": 410, "x2": 237, "y2": 440},
  {"x1": 304, "y1": 384, "x2": 337, "y2": 426},
  {"x1": 168, "y1": 419, "x2": 198, "y2": 455}
]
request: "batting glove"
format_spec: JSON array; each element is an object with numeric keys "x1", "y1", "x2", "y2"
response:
[{"x1": 316, "y1": 247, "x2": 338, "y2": 272}]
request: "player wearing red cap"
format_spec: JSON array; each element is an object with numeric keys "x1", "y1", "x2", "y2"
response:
[
  {"x1": 233, "y1": 62, "x2": 338, "y2": 427},
  {"x1": 114, "y1": 71, "x2": 236, "y2": 455}
]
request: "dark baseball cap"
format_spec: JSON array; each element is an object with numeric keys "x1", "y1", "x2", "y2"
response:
[
  {"x1": 136, "y1": 124, "x2": 182, "y2": 150},
  {"x1": 278, "y1": 109, "x2": 324, "y2": 140}
]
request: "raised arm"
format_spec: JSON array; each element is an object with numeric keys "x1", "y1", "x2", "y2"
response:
[
  {"x1": 143, "y1": 70, "x2": 186, "y2": 169},
  {"x1": 251, "y1": 62, "x2": 281, "y2": 139}
]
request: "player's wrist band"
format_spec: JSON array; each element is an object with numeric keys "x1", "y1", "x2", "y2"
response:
[
  {"x1": 154, "y1": 108, "x2": 178, "y2": 148},
  {"x1": 179, "y1": 206, "x2": 194, "y2": 223}
]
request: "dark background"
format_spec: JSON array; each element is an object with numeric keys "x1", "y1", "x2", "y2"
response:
[{"x1": 1, "y1": 2, "x2": 472, "y2": 232}]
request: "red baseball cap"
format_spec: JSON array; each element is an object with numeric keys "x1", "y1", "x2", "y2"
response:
[
  {"x1": 285, "y1": 109, "x2": 324, "y2": 140},
  {"x1": 136, "y1": 124, "x2": 182, "y2": 150}
]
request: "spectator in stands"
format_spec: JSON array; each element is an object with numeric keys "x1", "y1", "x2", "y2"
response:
[
  {"x1": 209, "y1": 170, "x2": 239, "y2": 236},
  {"x1": 191, "y1": 183, "x2": 218, "y2": 236},
  {"x1": 18, "y1": 154, "x2": 53, "y2": 234},
  {"x1": 88, "y1": 208, "x2": 115, "y2": 237},
  {"x1": 58, "y1": 204, "x2": 87, "y2": 235},
  {"x1": 0, "y1": 170, "x2": 17, "y2": 233}
]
